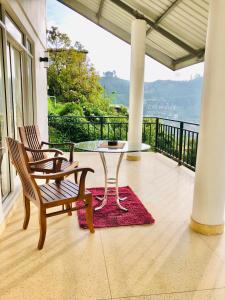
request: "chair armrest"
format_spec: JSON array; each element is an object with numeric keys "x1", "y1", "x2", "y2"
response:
[
  {"x1": 41, "y1": 141, "x2": 74, "y2": 147},
  {"x1": 25, "y1": 147, "x2": 63, "y2": 156},
  {"x1": 28, "y1": 156, "x2": 68, "y2": 172},
  {"x1": 41, "y1": 141, "x2": 74, "y2": 162},
  {"x1": 28, "y1": 156, "x2": 68, "y2": 167},
  {"x1": 31, "y1": 167, "x2": 94, "y2": 179}
]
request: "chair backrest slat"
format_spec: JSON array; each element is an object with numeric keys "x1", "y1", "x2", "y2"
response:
[
  {"x1": 18, "y1": 125, "x2": 47, "y2": 161},
  {"x1": 6, "y1": 137, "x2": 40, "y2": 203}
]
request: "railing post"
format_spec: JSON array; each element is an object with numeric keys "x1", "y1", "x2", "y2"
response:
[
  {"x1": 155, "y1": 117, "x2": 159, "y2": 151},
  {"x1": 178, "y1": 121, "x2": 184, "y2": 165},
  {"x1": 100, "y1": 116, "x2": 104, "y2": 140}
]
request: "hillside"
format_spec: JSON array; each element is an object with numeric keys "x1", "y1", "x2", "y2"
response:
[{"x1": 100, "y1": 74, "x2": 203, "y2": 123}]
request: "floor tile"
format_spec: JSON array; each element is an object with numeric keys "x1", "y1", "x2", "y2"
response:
[
  {"x1": 101, "y1": 221, "x2": 225, "y2": 298},
  {"x1": 0, "y1": 227, "x2": 110, "y2": 300},
  {"x1": 1, "y1": 152, "x2": 225, "y2": 300}
]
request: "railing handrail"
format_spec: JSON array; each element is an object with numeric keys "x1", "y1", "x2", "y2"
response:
[
  {"x1": 48, "y1": 115, "x2": 200, "y2": 127},
  {"x1": 146, "y1": 116, "x2": 199, "y2": 126}
]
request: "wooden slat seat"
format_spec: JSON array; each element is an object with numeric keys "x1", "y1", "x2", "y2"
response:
[
  {"x1": 6, "y1": 137, "x2": 95, "y2": 250},
  {"x1": 39, "y1": 180, "x2": 91, "y2": 207}
]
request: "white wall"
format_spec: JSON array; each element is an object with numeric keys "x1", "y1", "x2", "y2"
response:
[{"x1": 0, "y1": 0, "x2": 48, "y2": 228}]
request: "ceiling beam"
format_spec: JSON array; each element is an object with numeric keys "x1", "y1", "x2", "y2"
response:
[
  {"x1": 58, "y1": 0, "x2": 205, "y2": 70},
  {"x1": 147, "y1": 0, "x2": 183, "y2": 35},
  {"x1": 110, "y1": 0, "x2": 197, "y2": 55},
  {"x1": 58, "y1": 0, "x2": 174, "y2": 69},
  {"x1": 96, "y1": 0, "x2": 105, "y2": 23},
  {"x1": 174, "y1": 48, "x2": 205, "y2": 67}
]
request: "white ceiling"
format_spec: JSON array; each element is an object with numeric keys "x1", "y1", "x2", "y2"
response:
[{"x1": 58, "y1": 0, "x2": 209, "y2": 70}]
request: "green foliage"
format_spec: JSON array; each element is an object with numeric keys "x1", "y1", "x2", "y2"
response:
[
  {"x1": 47, "y1": 26, "x2": 105, "y2": 106},
  {"x1": 47, "y1": 26, "x2": 127, "y2": 116},
  {"x1": 47, "y1": 27, "x2": 128, "y2": 146}
]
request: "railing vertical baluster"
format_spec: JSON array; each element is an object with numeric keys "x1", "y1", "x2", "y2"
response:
[
  {"x1": 149, "y1": 123, "x2": 152, "y2": 145},
  {"x1": 158, "y1": 124, "x2": 161, "y2": 151},
  {"x1": 143, "y1": 122, "x2": 146, "y2": 143},
  {"x1": 176, "y1": 126, "x2": 178, "y2": 158},
  {"x1": 172, "y1": 126, "x2": 175, "y2": 157},
  {"x1": 164, "y1": 124, "x2": 166, "y2": 153},
  {"x1": 183, "y1": 129, "x2": 187, "y2": 164},
  {"x1": 119, "y1": 123, "x2": 122, "y2": 139},
  {"x1": 155, "y1": 117, "x2": 159, "y2": 151},
  {"x1": 195, "y1": 132, "x2": 199, "y2": 166},
  {"x1": 191, "y1": 132, "x2": 194, "y2": 167},
  {"x1": 178, "y1": 121, "x2": 184, "y2": 166},
  {"x1": 187, "y1": 131, "x2": 190, "y2": 165},
  {"x1": 87, "y1": 122, "x2": 89, "y2": 140},
  {"x1": 163, "y1": 124, "x2": 166, "y2": 153},
  {"x1": 100, "y1": 116, "x2": 104, "y2": 140}
]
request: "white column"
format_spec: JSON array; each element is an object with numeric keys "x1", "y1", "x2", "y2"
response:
[
  {"x1": 127, "y1": 19, "x2": 146, "y2": 161},
  {"x1": 191, "y1": 0, "x2": 225, "y2": 235}
]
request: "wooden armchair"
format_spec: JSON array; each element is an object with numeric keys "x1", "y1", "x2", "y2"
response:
[
  {"x1": 18, "y1": 125, "x2": 78, "y2": 174},
  {"x1": 6, "y1": 137, "x2": 95, "y2": 250}
]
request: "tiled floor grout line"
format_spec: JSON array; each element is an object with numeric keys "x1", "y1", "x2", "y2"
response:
[
  {"x1": 99, "y1": 230, "x2": 113, "y2": 300},
  {"x1": 105, "y1": 286, "x2": 225, "y2": 299}
]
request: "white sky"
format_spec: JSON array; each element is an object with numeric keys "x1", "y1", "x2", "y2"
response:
[{"x1": 47, "y1": 0, "x2": 204, "y2": 82}]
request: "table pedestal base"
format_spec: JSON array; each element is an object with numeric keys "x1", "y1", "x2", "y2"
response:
[{"x1": 95, "y1": 152, "x2": 128, "y2": 211}]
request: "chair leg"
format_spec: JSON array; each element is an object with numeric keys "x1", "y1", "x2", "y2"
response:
[
  {"x1": 85, "y1": 195, "x2": 95, "y2": 233},
  {"x1": 74, "y1": 172, "x2": 78, "y2": 184},
  {"x1": 66, "y1": 204, "x2": 72, "y2": 216},
  {"x1": 38, "y1": 208, "x2": 47, "y2": 250},
  {"x1": 23, "y1": 196, "x2": 30, "y2": 230}
]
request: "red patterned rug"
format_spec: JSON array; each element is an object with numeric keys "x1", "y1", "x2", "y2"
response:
[{"x1": 77, "y1": 186, "x2": 155, "y2": 229}]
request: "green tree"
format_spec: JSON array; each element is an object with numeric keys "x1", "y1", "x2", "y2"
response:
[
  {"x1": 47, "y1": 26, "x2": 110, "y2": 109},
  {"x1": 47, "y1": 27, "x2": 128, "y2": 145}
]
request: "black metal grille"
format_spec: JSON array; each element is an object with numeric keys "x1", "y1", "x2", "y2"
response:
[{"x1": 48, "y1": 115, "x2": 199, "y2": 171}]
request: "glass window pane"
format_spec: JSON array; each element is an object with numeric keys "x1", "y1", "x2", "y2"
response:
[
  {"x1": 5, "y1": 14, "x2": 23, "y2": 45},
  {"x1": 6, "y1": 43, "x2": 15, "y2": 138},
  {"x1": 0, "y1": 31, "x2": 11, "y2": 200},
  {"x1": 27, "y1": 56, "x2": 34, "y2": 123},
  {"x1": 27, "y1": 40, "x2": 32, "y2": 54},
  {"x1": 11, "y1": 47, "x2": 24, "y2": 131}
]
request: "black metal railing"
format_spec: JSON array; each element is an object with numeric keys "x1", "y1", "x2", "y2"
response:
[{"x1": 48, "y1": 115, "x2": 199, "y2": 171}]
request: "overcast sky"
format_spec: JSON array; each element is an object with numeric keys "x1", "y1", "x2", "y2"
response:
[{"x1": 47, "y1": 0, "x2": 204, "y2": 82}]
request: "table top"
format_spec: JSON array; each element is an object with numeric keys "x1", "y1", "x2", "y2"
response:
[{"x1": 75, "y1": 140, "x2": 150, "y2": 153}]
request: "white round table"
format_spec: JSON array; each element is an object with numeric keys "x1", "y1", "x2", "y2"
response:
[{"x1": 75, "y1": 141, "x2": 150, "y2": 211}]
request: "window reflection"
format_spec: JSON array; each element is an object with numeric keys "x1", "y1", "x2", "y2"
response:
[
  {"x1": 27, "y1": 56, "x2": 34, "y2": 123},
  {"x1": 0, "y1": 31, "x2": 11, "y2": 199},
  {"x1": 5, "y1": 14, "x2": 23, "y2": 45},
  {"x1": 27, "y1": 40, "x2": 32, "y2": 54}
]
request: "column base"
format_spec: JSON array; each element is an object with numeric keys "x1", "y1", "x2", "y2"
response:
[
  {"x1": 126, "y1": 154, "x2": 141, "y2": 161},
  {"x1": 190, "y1": 218, "x2": 224, "y2": 235}
]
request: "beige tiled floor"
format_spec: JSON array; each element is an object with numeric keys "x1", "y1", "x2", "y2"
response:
[{"x1": 1, "y1": 152, "x2": 225, "y2": 300}]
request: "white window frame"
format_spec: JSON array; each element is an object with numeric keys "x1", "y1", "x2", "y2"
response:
[{"x1": 0, "y1": 4, "x2": 36, "y2": 208}]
